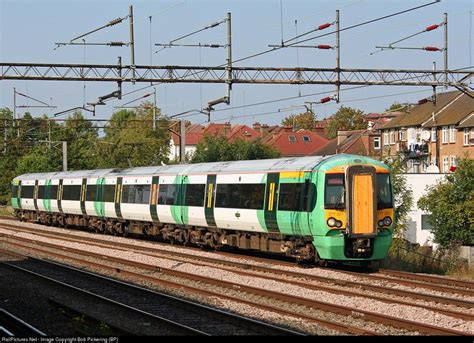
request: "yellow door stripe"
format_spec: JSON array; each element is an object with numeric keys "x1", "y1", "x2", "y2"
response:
[
  {"x1": 207, "y1": 183, "x2": 213, "y2": 208},
  {"x1": 268, "y1": 182, "x2": 275, "y2": 211}
]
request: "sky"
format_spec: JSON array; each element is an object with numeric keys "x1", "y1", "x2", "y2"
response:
[{"x1": 1, "y1": 0, "x2": 473, "y2": 127}]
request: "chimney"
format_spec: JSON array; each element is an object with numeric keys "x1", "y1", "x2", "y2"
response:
[
  {"x1": 224, "y1": 122, "x2": 231, "y2": 134},
  {"x1": 260, "y1": 124, "x2": 269, "y2": 137},
  {"x1": 337, "y1": 130, "x2": 349, "y2": 145},
  {"x1": 283, "y1": 125, "x2": 293, "y2": 132},
  {"x1": 253, "y1": 122, "x2": 261, "y2": 130}
]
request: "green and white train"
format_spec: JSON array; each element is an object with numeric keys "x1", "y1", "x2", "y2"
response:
[{"x1": 11, "y1": 154, "x2": 395, "y2": 265}]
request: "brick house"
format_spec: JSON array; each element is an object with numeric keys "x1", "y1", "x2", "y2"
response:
[
  {"x1": 259, "y1": 126, "x2": 329, "y2": 157},
  {"x1": 380, "y1": 91, "x2": 474, "y2": 173}
]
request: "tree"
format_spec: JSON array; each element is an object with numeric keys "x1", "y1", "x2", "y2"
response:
[
  {"x1": 97, "y1": 102, "x2": 170, "y2": 168},
  {"x1": 191, "y1": 135, "x2": 280, "y2": 163},
  {"x1": 383, "y1": 156, "x2": 413, "y2": 246},
  {"x1": 326, "y1": 106, "x2": 366, "y2": 139},
  {"x1": 281, "y1": 111, "x2": 316, "y2": 130},
  {"x1": 418, "y1": 158, "x2": 474, "y2": 247},
  {"x1": 385, "y1": 102, "x2": 410, "y2": 114}
]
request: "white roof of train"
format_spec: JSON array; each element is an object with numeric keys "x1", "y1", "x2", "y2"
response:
[{"x1": 14, "y1": 155, "x2": 336, "y2": 181}]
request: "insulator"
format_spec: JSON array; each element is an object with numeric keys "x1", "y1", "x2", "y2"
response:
[
  {"x1": 320, "y1": 96, "x2": 332, "y2": 104},
  {"x1": 423, "y1": 46, "x2": 440, "y2": 51},
  {"x1": 418, "y1": 98, "x2": 429, "y2": 104},
  {"x1": 318, "y1": 23, "x2": 331, "y2": 30},
  {"x1": 143, "y1": 93, "x2": 152, "y2": 98},
  {"x1": 317, "y1": 44, "x2": 332, "y2": 49},
  {"x1": 209, "y1": 22, "x2": 220, "y2": 28},
  {"x1": 108, "y1": 18, "x2": 124, "y2": 26},
  {"x1": 209, "y1": 44, "x2": 221, "y2": 48},
  {"x1": 425, "y1": 24, "x2": 440, "y2": 32},
  {"x1": 109, "y1": 42, "x2": 125, "y2": 46}
]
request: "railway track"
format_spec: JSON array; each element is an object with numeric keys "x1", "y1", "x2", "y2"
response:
[
  {"x1": 0, "y1": 308, "x2": 46, "y2": 336},
  {"x1": 0, "y1": 230, "x2": 471, "y2": 335},
  {"x1": 0, "y1": 252, "x2": 302, "y2": 336},
  {"x1": 1, "y1": 221, "x2": 473, "y2": 312}
]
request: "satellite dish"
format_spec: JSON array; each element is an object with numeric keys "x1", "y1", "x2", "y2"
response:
[
  {"x1": 426, "y1": 164, "x2": 440, "y2": 173},
  {"x1": 421, "y1": 129, "x2": 431, "y2": 141}
]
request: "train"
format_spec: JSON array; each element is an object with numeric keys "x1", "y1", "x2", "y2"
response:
[{"x1": 10, "y1": 154, "x2": 395, "y2": 267}]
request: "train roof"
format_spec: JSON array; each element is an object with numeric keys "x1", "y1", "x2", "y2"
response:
[{"x1": 13, "y1": 156, "x2": 339, "y2": 181}]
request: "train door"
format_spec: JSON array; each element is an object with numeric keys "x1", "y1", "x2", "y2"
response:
[
  {"x1": 204, "y1": 174, "x2": 217, "y2": 227},
  {"x1": 347, "y1": 165, "x2": 377, "y2": 236},
  {"x1": 95, "y1": 177, "x2": 106, "y2": 218}
]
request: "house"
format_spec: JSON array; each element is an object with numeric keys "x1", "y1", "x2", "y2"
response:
[
  {"x1": 380, "y1": 90, "x2": 474, "y2": 173},
  {"x1": 259, "y1": 126, "x2": 329, "y2": 157},
  {"x1": 168, "y1": 122, "x2": 260, "y2": 161},
  {"x1": 311, "y1": 129, "x2": 382, "y2": 157},
  {"x1": 311, "y1": 112, "x2": 403, "y2": 158},
  {"x1": 169, "y1": 124, "x2": 205, "y2": 161}
]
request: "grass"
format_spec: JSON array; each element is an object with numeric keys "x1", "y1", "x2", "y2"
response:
[
  {"x1": 381, "y1": 242, "x2": 470, "y2": 278},
  {"x1": 0, "y1": 205, "x2": 13, "y2": 216}
]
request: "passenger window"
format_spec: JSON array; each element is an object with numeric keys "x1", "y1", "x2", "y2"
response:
[
  {"x1": 185, "y1": 184, "x2": 206, "y2": 207},
  {"x1": 86, "y1": 185, "x2": 97, "y2": 201}
]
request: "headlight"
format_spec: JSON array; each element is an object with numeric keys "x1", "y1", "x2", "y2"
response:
[
  {"x1": 383, "y1": 216, "x2": 392, "y2": 226},
  {"x1": 378, "y1": 220, "x2": 384, "y2": 227},
  {"x1": 335, "y1": 220, "x2": 343, "y2": 228},
  {"x1": 327, "y1": 217, "x2": 337, "y2": 227}
]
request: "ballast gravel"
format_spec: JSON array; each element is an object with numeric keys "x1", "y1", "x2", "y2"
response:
[{"x1": 0, "y1": 219, "x2": 473, "y2": 335}]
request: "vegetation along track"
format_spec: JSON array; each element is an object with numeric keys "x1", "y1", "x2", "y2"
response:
[
  {"x1": 0, "y1": 223, "x2": 472, "y2": 335},
  {"x1": 0, "y1": 251, "x2": 302, "y2": 336}
]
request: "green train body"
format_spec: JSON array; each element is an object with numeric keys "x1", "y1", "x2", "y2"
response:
[{"x1": 11, "y1": 154, "x2": 395, "y2": 265}]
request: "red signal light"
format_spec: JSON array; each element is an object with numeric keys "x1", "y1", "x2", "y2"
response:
[{"x1": 320, "y1": 96, "x2": 332, "y2": 104}]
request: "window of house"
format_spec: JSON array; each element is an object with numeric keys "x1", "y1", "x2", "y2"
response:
[
  {"x1": 389, "y1": 129, "x2": 395, "y2": 145},
  {"x1": 302, "y1": 135, "x2": 311, "y2": 142},
  {"x1": 288, "y1": 135, "x2": 297, "y2": 142},
  {"x1": 431, "y1": 127, "x2": 437, "y2": 142},
  {"x1": 373, "y1": 137, "x2": 381, "y2": 150},
  {"x1": 464, "y1": 128, "x2": 470, "y2": 146},
  {"x1": 449, "y1": 125, "x2": 456, "y2": 143},
  {"x1": 383, "y1": 131, "x2": 389, "y2": 146},
  {"x1": 450, "y1": 156, "x2": 457, "y2": 169},
  {"x1": 442, "y1": 126, "x2": 448, "y2": 144},
  {"x1": 442, "y1": 156, "x2": 449, "y2": 173},
  {"x1": 398, "y1": 129, "x2": 405, "y2": 142},
  {"x1": 421, "y1": 214, "x2": 432, "y2": 231}
]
